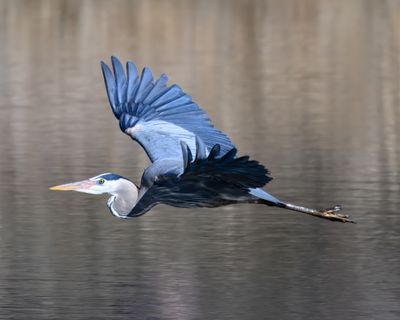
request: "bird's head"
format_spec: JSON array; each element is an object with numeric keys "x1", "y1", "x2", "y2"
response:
[
  {"x1": 49, "y1": 173, "x2": 137, "y2": 196},
  {"x1": 50, "y1": 173, "x2": 139, "y2": 218}
]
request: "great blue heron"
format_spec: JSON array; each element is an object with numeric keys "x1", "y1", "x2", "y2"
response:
[{"x1": 50, "y1": 57, "x2": 353, "y2": 223}]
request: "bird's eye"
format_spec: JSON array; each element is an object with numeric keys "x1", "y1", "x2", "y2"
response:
[{"x1": 98, "y1": 178, "x2": 105, "y2": 185}]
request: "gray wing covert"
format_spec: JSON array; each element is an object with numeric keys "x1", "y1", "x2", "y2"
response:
[{"x1": 101, "y1": 56, "x2": 235, "y2": 162}]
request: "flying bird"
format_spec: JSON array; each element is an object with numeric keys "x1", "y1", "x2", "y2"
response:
[{"x1": 50, "y1": 57, "x2": 353, "y2": 223}]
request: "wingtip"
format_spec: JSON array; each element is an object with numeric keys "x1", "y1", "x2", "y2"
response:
[
  {"x1": 111, "y1": 56, "x2": 124, "y2": 71},
  {"x1": 126, "y1": 60, "x2": 138, "y2": 71},
  {"x1": 111, "y1": 55, "x2": 120, "y2": 63},
  {"x1": 100, "y1": 60, "x2": 109, "y2": 72},
  {"x1": 101, "y1": 56, "x2": 120, "y2": 68},
  {"x1": 141, "y1": 66, "x2": 154, "y2": 79}
]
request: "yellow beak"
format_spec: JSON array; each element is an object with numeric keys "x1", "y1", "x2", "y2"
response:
[{"x1": 49, "y1": 180, "x2": 95, "y2": 191}]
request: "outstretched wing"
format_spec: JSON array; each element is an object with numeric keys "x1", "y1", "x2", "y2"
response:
[
  {"x1": 101, "y1": 56, "x2": 235, "y2": 162},
  {"x1": 127, "y1": 141, "x2": 273, "y2": 217}
]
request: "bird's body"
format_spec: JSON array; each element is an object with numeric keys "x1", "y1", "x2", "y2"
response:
[{"x1": 50, "y1": 57, "x2": 353, "y2": 223}]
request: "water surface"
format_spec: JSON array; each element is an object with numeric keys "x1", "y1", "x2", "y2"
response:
[{"x1": 0, "y1": 1, "x2": 399, "y2": 319}]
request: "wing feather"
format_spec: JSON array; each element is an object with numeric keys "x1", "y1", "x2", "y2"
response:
[
  {"x1": 126, "y1": 144, "x2": 273, "y2": 217},
  {"x1": 143, "y1": 74, "x2": 169, "y2": 104},
  {"x1": 111, "y1": 56, "x2": 127, "y2": 106},
  {"x1": 101, "y1": 61, "x2": 118, "y2": 115},
  {"x1": 134, "y1": 68, "x2": 154, "y2": 103},
  {"x1": 101, "y1": 56, "x2": 235, "y2": 163},
  {"x1": 126, "y1": 61, "x2": 139, "y2": 102},
  {"x1": 181, "y1": 143, "x2": 273, "y2": 188}
]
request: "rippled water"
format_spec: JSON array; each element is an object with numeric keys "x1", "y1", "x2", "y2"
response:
[{"x1": 0, "y1": 1, "x2": 399, "y2": 319}]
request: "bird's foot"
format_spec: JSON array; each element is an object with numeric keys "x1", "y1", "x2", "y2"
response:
[{"x1": 315, "y1": 205, "x2": 355, "y2": 223}]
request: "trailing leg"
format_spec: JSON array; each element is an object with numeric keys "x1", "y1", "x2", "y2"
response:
[
  {"x1": 275, "y1": 202, "x2": 354, "y2": 223},
  {"x1": 251, "y1": 188, "x2": 354, "y2": 223}
]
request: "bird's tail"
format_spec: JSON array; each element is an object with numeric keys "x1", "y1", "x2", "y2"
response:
[{"x1": 249, "y1": 188, "x2": 281, "y2": 205}]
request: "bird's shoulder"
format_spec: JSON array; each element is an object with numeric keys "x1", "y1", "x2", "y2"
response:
[{"x1": 141, "y1": 159, "x2": 184, "y2": 188}]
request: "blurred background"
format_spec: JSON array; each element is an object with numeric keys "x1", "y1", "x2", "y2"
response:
[{"x1": 0, "y1": 0, "x2": 399, "y2": 319}]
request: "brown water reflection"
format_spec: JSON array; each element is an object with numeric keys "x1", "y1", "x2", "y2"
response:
[{"x1": 0, "y1": 1, "x2": 399, "y2": 319}]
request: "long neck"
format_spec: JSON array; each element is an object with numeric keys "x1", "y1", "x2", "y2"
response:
[{"x1": 107, "y1": 180, "x2": 139, "y2": 218}]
